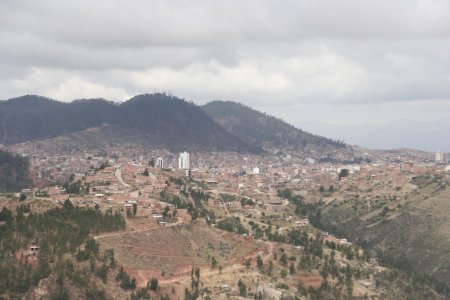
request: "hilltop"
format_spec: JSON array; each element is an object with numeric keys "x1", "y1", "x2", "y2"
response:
[{"x1": 202, "y1": 100, "x2": 346, "y2": 151}]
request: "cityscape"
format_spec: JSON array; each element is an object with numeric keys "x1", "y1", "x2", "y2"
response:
[{"x1": 1, "y1": 1, "x2": 450, "y2": 300}]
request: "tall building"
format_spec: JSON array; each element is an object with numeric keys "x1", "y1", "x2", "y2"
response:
[
  {"x1": 155, "y1": 157, "x2": 164, "y2": 168},
  {"x1": 435, "y1": 151, "x2": 444, "y2": 162},
  {"x1": 253, "y1": 167, "x2": 260, "y2": 175},
  {"x1": 178, "y1": 151, "x2": 190, "y2": 169}
]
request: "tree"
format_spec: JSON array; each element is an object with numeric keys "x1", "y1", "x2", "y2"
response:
[
  {"x1": 238, "y1": 279, "x2": 247, "y2": 296},
  {"x1": 257, "y1": 255, "x2": 263, "y2": 269},
  {"x1": 0, "y1": 207, "x2": 13, "y2": 222},
  {"x1": 85, "y1": 238, "x2": 99, "y2": 257},
  {"x1": 211, "y1": 256, "x2": 218, "y2": 268},
  {"x1": 267, "y1": 260, "x2": 273, "y2": 277},
  {"x1": 162, "y1": 206, "x2": 170, "y2": 219},
  {"x1": 19, "y1": 192, "x2": 27, "y2": 201},
  {"x1": 148, "y1": 277, "x2": 158, "y2": 291},
  {"x1": 280, "y1": 253, "x2": 288, "y2": 265},
  {"x1": 289, "y1": 262, "x2": 296, "y2": 274},
  {"x1": 132, "y1": 203, "x2": 137, "y2": 217},
  {"x1": 339, "y1": 169, "x2": 349, "y2": 181},
  {"x1": 381, "y1": 205, "x2": 390, "y2": 216},
  {"x1": 96, "y1": 264, "x2": 109, "y2": 283},
  {"x1": 149, "y1": 159, "x2": 155, "y2": 167},
  {"x1": 143, "y1": 168, "x2": 149, "y2": 176},
  {"x1": 245, "y1": 258, "x2": 251, "y2": 269},
  {"x1": 130, "y1": 278, "x2": 136, "y2": 290}
]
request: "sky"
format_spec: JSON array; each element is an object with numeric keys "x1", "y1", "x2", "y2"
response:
[{"x1": 1, "y1": 0, "x2": 450, "y2": 149}]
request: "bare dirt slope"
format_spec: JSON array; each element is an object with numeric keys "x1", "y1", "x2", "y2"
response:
[{"x1": 97, "y1": 222, "x2": 268, "y2": 287}]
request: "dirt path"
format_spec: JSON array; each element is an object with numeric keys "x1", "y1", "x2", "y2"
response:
[
  {"x1": 262, "y1": 241, "x2": 274, "y2": 263},
  {"x1": 159, "y1": 263, "x2": 245, "y2": 285},
  {"x1": 115, "y1": 167, "x2": 131, "y2": 188},
  {"x1": 94, "y1": 219, "x2": 182, "y2": 240}
]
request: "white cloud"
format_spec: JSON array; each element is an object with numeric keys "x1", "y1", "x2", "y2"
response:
[
  {"x1": 47, "y1": 77, "x2": 130, "y2": 101},
  {"x1": 0, "y1": 0, "x2": 450, "y2": 134}
]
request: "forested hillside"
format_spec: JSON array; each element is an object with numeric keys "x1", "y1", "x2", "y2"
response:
[
  {"x1": 0, "y1": 94, "x2": 259, "y2": 153},
  {"x1": 0, "y1": 201, "x2": 127, "y2": 299},
  {"x1": 0, "y1": 150, "x2": 32, "y2": 192},
  {"x1": 202, "y1": 101, "x2": 346, "y2": 150}
]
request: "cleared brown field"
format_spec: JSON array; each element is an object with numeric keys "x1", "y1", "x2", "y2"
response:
[
  {"x1": 297, "y1": 274, "x2": 323, "y2": 289},
  {"x1": 98, "y1": 221, "x2": 267, "y2": 287}
]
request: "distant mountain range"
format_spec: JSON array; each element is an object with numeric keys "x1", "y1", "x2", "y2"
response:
[
  {"x1": 202, "y1": 101, "x2": 345, "y2": 151},
  {"x1": 0, "y1": 94, "x2": 345, "y2": 153},
  {"x1": 300, "y1": 120, "x2": 450, "y2": 152}
]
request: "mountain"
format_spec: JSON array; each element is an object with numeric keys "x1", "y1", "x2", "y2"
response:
[
  {"x1": 0, "y1": 150, "x2": 32, "y2": 192},
  {"x1": 0, "y1": 94, "x2": 260, "y2": 153},
  {"x1": 0, "y1": 95, "x2": 116, "y2": 145},
  {"x1": 202, "y1": 101, "x2": 346, "y2": 151}
]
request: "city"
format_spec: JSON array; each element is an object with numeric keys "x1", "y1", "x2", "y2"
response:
[{"x1": 1, "y1": 139, "x2": 449, "y2": 299}]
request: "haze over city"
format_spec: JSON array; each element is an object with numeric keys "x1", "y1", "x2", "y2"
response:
[{"x1": 1, "y1": 0, "x2": 450, "y2": 150}]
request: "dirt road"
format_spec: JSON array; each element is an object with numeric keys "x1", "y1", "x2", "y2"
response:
[{"x1": 115, "y1": 167, "x2": 131, "y2": 188}]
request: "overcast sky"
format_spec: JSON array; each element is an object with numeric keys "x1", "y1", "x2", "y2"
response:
[{"x1": 1, "y1": 0, "x2": 450, "y2": 136}]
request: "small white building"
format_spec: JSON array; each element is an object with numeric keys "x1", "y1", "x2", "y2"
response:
[{"x1": 156, "y1": 157, "x2": 164, "y2": 168}]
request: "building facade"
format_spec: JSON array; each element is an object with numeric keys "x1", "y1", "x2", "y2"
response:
[
  {"x1": 156, "y1": 157, "x2": 164, "y2": 168},
  {"x1": 178, "y1": 151, "x2": 190, "y2": 169}
]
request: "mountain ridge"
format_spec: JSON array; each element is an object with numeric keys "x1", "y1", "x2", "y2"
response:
[
  {"x1": 202, "y1": 100, "x2": 346, "y2": 151},
  {"x1": 1, "y1": 94, "x2": 347, "y2": 153},
  {"x1": 0, "y1": 94, "x2": 259, "y2": 153}
]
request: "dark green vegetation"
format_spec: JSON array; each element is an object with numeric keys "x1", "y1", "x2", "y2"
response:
[
  {"x1": 1, "y1": 94, "x2": 348, "y2": 153},
  {"x1": 0, "y1": 94, "x2": 259, "y2": 153},
  {"x1": 216, "y1": 217, "x2": 248, "y2": 235},
  {"x1": 0, "y1": 200, "x2": 125, "y2": 298},
  {"x1": 202, "y1": 100, "x2": 345, "y2": 150},
  {"x1": 0, "y1": 150, "x2": 32, "y2": 192}
]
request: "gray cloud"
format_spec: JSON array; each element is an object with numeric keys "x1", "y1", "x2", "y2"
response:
[{"x1": 1, "y1": 0, "x2": 450, "y2": 145}]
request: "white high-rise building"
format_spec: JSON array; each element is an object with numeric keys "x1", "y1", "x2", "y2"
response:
[
  {"x1": 155, "y1": 157, "x2": 164, "y2": 168},
  {"x1": 435, "y1": 151, "x2": 444, "y2": 162},
  {"x1": 178, "y1": 151, "x2": 190, "y2": 169}
]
